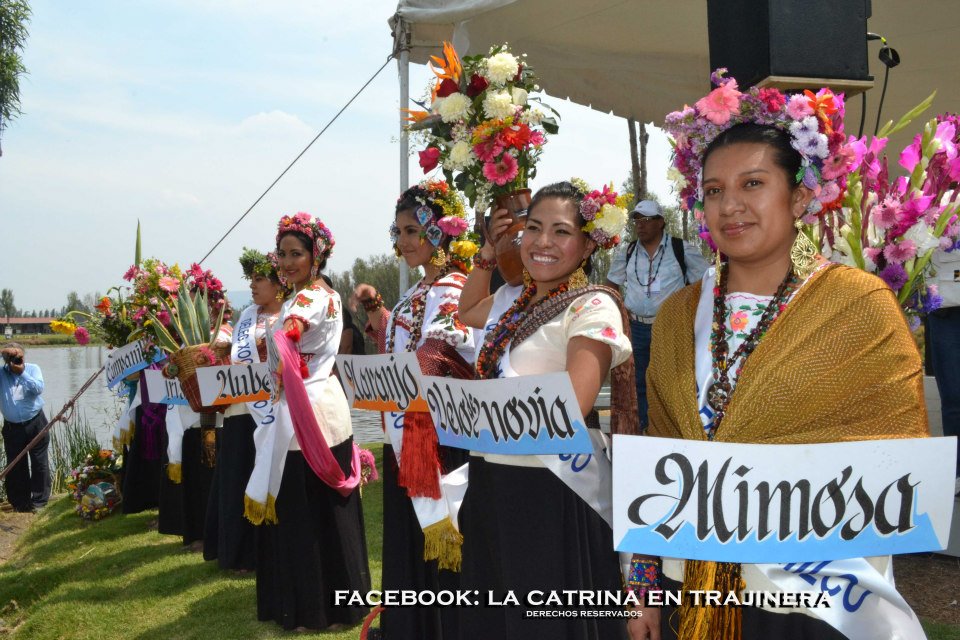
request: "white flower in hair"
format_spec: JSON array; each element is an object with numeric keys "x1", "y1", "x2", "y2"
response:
[
  {"x1": 437, "y1": 93, "x2": 472, "y2": 123},
  {"x1": 484, "y1": 51, "x2": 520, "y2": 85},
  {"x1": 482, "y1": 91, "x2": 515, "y2": 120}
]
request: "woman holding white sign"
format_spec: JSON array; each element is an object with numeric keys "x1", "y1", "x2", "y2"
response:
[
  {"x1": 457, "y1": 180, "x2": 637, "y2": 640},
  {"x1": 352, "y1": 180, "x2": 478, "y2": 640},
  {"x1": 642, "y1": 73, "x2": 930, "y2": 640},
  {"x1": 203, "y1": 248, "x2": 281, "y2": 572},
  {"x1": 245, "y1": 214, "x2": 370, "y2": 632}
]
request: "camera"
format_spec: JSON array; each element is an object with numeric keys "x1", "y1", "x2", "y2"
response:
[{"x1": 4, "y1": 355, "x2": 23, "y2": 366}]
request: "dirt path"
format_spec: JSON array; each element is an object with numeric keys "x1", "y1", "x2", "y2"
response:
[{"x1": 896, "y1": 553, "x2": 960, "y2": 626}]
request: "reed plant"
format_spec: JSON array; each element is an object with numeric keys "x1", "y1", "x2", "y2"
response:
[{"x1": 49, "y1": 412, "x2": 101, "y2": 495}]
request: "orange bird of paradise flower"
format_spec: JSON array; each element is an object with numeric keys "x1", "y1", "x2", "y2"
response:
[
  {"x1": 428, "y1": 41, "x2": 463, "y2": 99},
  {"x1": 804, "y1": 89, "x2": 838, "y2": 134}
]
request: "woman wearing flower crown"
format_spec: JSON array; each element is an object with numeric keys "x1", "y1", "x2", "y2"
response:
[
  {"x1": 202, "y1": 248, "x2": 282, "y2": 572},
  {"x1": 456, "y1": 180, "x2": 637, "y2": 640},
  {"x1": 351, "y1": 180, "x2": 477, "y2": 640},
  {"x1": 245, "y1": 213, "x2": 370, "y2": 632},
  {"x1": 642, "y1": 72, "x2": 929, "y2": 640}
]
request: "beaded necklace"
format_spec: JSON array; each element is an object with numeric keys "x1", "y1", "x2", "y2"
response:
[
  {"x1": 706, "y1": 261, "x2": 799, "y2": 438},
  {"x1": 386, "y1": 264, "x2": 453, "y2": 353},
  {"x1": 633, "y1": 236, "x2": 666, "y2": 297},
  {"x1": 475, "y1": 280, "x2": 569, "y2": 380}
]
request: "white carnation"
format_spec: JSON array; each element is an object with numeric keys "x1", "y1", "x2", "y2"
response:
[
  {"x1": 483, "y1": 91, "x2": 515, "y2": 120},
  {"x1": 484, "y1": 51, "x2": 520, "y2": 85},
  {"x1": 447, "y1": 141, "x2": 476, "y2": 170},
  {"x1": 510, "y1": 87, "x2": 528, "y2": 106},
  {"x1": 437, "y1": 92, "x2": 472, "y2": 123},
  {"x1": 903, "y1": 221, "x2": 941, "y2": 255},
  {"x1": 594, "y1": 204, "x2": 628, "y2": 237}
]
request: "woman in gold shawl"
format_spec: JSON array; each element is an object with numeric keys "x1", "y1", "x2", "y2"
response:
[{"x1": 633, "y1": 76, "x2": 929, "y2": 640}]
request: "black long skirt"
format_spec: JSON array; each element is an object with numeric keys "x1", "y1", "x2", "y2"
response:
[
  {"x1": 157, "y1": 423, "x2": 183, "y2": 537},
  {"x1": 181, "y1": 427, "x2": 214, "y2": 546},
  {"x1": 457, "y1": 456, "x2": 628, "y2": 640},
  {"x1": 203, "y1": 414, "x2": 257, "y2": 570},
  {"x1": 256, "y1": 439, "x2": 371, "y2": 630},
  {"x1": 658, "y1": 577, "x2": 849, "y2": 639},
  {"x1": 121, "y1": 407, "x2": 161, "y2": 514},
  {"x1": 381, "y1": 443, "x2": 466, "y2": 640}
]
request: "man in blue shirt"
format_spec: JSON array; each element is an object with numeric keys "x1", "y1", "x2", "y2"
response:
[
  {"x1": 1, "y1": 342, "x2": 50, "y2": 512},
  {"x1": 606, "y1": 201, "x2": 709, "y2": 429}
]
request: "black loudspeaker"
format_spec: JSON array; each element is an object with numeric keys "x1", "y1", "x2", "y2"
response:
[{"x1": 707, "y1": 0, "x2": 872, "y2": 92}]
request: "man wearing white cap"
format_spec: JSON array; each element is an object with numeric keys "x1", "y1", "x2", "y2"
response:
[{"x1": 606, "y1": 200, "x2": 708, "y2": 428}]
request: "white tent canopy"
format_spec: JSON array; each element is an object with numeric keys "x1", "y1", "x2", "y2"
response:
[{"x1": 392, "y1": 0, "x2": 960, "y2": 153}]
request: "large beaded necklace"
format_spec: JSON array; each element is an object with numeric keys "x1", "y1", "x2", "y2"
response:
[
  {"x1": 475, "y1": 280, "x2": 569, "y2": 380},
  {"x1": 386, "y1": 263, "x2": 454, "y2": 353},
  {"x1": 706, "y1": 260, "x2": 800, "y2": 438}
]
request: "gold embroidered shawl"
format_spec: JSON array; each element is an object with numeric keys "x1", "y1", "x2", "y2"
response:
[{"x1": 648, "y1": 264, "x2": 928, "y2": 445}]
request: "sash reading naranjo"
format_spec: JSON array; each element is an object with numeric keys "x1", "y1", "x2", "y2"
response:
[
  {"x1": 335, "y1": 352, "x2": 428, "y2": 413},
  {"x1": 422, "y1": 372, "x2": 594, "y2": 455}
]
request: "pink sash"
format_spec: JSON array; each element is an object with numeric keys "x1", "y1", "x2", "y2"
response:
[{"x1": 274, "y1": 329, "x2": 361, "y2": 496}]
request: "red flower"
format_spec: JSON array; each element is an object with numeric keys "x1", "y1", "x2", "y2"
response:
[
  {"x1": 513, "y1": 64, "x2": 524, "y2": 83},
  {"x1": 437, "y1": 302, "x2": 458, "y2": 316},
  {"x1": 473, "y1": 139, "x2": 504, "y2": 163},
  {"x1": 436, "y1": 78, "x2": 459, "y2": 98},
  {"x1": 419, "y1": 147, "x2": 441, "y2": 172},
  {"x1": 465, "y1": 73, "x2": 489, "y2": 98},
  {"x1": 95, "y1": 296, "x2": 112, "y2": 314},
  {"x1": 757, "y1": 88, "x2": 785, "y2": 112},
  {"x1": 499, "y1": 123, "x2": 532, "y2": 149}
]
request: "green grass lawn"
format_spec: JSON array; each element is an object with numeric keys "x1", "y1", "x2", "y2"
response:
[{"x1": 0, "y1": 444, "x2": 383, "y2": 640}]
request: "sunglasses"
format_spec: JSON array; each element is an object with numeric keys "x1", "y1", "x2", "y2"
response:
[{"x1": 633, "y1": 216, "x2": 663, "y2": 225}]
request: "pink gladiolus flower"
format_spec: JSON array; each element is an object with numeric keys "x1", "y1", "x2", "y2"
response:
[
  {"x1": 883, "y1": 239, "x2": 917, "y2": 264},
  {"x1": 482, "y1": 154, "x2": 519, "y2": 186},
  {"x1": 786, "y1": 94, "x2": 815, "y2": 120},
  {"x1": 437, "y1": 216, "x2": 469, "y2": 237},
  {"x1": 694, "y1": 81, "x2": 741, "y2": 126},
  {"x1": 899, "y1": 140, "x2": 922, "y2": 173},
  {"x1": 74, "y1": 327, "x2": 90, "y2": 346},
  {"x1": 123, "y1": 265, "x2": 139, "y2": 281},
  {"x1": 158, "y1": 276, "x2": 179, "y2": 293},
  {"x1": 872, "y1": 198, "x2": 900, "y2": 230},
  {"x1": 528, "y1": 130, "x2": 546, "y2": 147},
  {"x1": 821, "y1": 145, "x2": 856, "y2": 180},
  {"x1": 156, "y1": 310, "x2": 171, "y2": 326},
  {"x1": 864, "y1": 246, "x2": 883, "y2": 263},
  {"x1": 132, "y1": 307, "x2": 147, "y2": 322}
]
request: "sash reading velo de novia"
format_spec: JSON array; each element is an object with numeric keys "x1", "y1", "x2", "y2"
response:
[
  {"x1": 105, "y1": 340, "x2": 163, "y2": 388},
  {"x1": 143, "y1": 368, "x2": 188, "y2": 406},
  {"x1": 612, "y1": 435, "x2": 957, "y2": 562},
  {"x1": 196, "y1": 363, "x2": 272, "y2": 406}
]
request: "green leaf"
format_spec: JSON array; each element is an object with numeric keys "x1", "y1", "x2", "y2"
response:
[
  {"x1": 134, "y1": 220, "x2": 141, "y2": 267},
  {"x1": 146, "y1": 313, "x2": 180, "y2": 354},
  {"x1": 195, "y1": 286, "x2": 211, "y2": 343},
  {"x1": 876, "y1": 91, "x2": 936, "y2": 139},
  {"x1": 541, "y1": 117, "x2": 559, "y2": 135}
]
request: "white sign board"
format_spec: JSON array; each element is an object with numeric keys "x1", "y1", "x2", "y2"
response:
[
  {"x1": 143, "y1": 368, "x2": 188, "y2": 406},
  {"x1": 612, "y1": 435, "x2": 957, "y2": 563},
  {"x1": 335, "y1": 353, "x2": 428, "y2": 412},
  {"x1": 421, "y1": 372, "x2": 593, "y2": 455},
  {"x1": 196, "y1": 363, "x2": 272, "y2": 406},
  {"x1": 105, "y1": 340, "x2": 159, "y2": 388}
]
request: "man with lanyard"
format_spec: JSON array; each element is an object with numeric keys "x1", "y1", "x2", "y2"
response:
[
  {"x1": 606, "y1": 200, "x2": 708, "y2": 428},
  {"x1": 0, "y1": 342, "x2": 50, "y2": 513}
]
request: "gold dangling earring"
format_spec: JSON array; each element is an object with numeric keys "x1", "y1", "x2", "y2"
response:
[
  {"x1": 430, "y1": 247, "x2": 447, "y2": 267},
  {"x1": 523, "y1": 268, "x2": 532, "y2": 286},
  {"x1": 568, "y1": 260, "x2": 588, "y2": 289},
  {"x1": 790, "y1": 218, "x2": 818, "y2": 279}
]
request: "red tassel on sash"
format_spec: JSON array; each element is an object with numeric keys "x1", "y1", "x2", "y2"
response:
[{"x1": 396, "y1": 410, "x2": 442, "y2": 499}]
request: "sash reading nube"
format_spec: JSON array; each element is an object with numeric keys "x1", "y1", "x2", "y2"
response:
[
  {"x1": 425, "y1": 381, "x2": 577, "y2": 443},
  {"x1": 215, "y1": 364, "x2": 271, "y2": 399},
  {"x1": 340, "y1": 356, "x2": 421, "y2": 411},
  {"x1": 628, "y1": 454, "x2": 917, "y2": 544}
]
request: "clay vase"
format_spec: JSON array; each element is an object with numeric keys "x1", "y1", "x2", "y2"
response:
[{"x1": 492, "y1": 188, "x2": 532, "y2": 286}]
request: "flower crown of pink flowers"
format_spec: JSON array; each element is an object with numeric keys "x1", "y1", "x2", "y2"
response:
[
  {"x1": 276, "y1": 212, "x2": 335, "y2": 263},
  {"x1": 664, "y1": 69, "x2": 854, "y2": 223},
  {"x1": 573, "y1": 181, "x2": 628, "y2": 250}
]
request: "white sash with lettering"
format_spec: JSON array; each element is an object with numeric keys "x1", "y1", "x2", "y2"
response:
[
  {"x1": 231, "y1": 305, "x2": 273, "y2": 424},
  {"x1": 685, "y1": 266, "x2": 924, "y2": 639},
  {"x1": 479, "y1": 289, "x2": 613, "y2": 526},
  {"x1": 112, "y1": 383, "x2": 141, "y2": 448}
]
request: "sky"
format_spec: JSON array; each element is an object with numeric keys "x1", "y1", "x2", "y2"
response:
[{"x1": 0, "y1": 0, "x2": 676, "y2": 313}]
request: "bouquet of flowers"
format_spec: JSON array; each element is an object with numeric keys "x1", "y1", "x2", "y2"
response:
[
  {"x1": 824, "y1": 100, "x2": 960, "y2": 326},
  {"x1": 66, "y1": 447, "x2": 123, "y2": 521},
  {"x1": 125, "y1": 258, "x2": 185, "y2": 343},
  {"x1": 407, "y1": 42, "x2": 558, "y2": 210},
  {"x1": 54, "y1": 287, "x2": 138, "y2": 348}
]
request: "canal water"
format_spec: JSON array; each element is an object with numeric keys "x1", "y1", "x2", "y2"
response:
[{"x1": 21, "y1": 346, "x2": 383, "y2": 446}]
